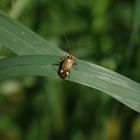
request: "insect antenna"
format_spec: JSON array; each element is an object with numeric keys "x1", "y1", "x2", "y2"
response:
[{"x1": 64, "y1": 33, "x2": 72, "y2": 54}]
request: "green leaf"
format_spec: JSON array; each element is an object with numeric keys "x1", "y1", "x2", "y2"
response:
[
  {"x1": 0, "y1": 10, "x2": 140, "y2": 113},
  {"x1": 0, "y1": 10, "x2": 64, "y2": 56},
  {"x1": 0, "y1": 55, "x2": 59, "y2": 79}
]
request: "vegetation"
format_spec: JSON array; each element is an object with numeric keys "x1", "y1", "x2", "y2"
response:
[{"x1": 0, "y1": 0, "x2": 140, "y2": 140}]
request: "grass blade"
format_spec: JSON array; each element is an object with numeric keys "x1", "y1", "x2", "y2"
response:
[
  {"x1": 0, "y1": 56, "x2": 140, "y2": 112},
  {"x1": 0, "y1": 10, "x2": 64, "y2": 56},
  {"x1": 0, "y1": 10, "x2": 140, "y2": 112}
]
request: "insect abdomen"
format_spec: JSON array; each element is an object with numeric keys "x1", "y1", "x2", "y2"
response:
[{"x1": 58, "y1": 69, "x2": 69, "y2": 79}]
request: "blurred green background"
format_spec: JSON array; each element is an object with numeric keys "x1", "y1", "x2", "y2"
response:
[{"x1": 0, "y1": 0, "x2": 140, "y2": 140}]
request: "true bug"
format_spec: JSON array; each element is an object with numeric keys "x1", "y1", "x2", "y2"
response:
[{"x1": 56, "y1": 34, "x2": 77, "y2": 79}]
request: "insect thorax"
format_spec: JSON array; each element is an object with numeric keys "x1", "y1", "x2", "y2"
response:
[{"x1": 67, "y1": 53, "x2": 75, "y2": 60}]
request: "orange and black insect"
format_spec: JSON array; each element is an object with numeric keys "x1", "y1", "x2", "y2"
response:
[{"x1": 56, "y1": 35, "x2": 77, "y2": 79}]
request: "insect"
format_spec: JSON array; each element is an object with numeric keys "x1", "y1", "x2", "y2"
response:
[{"x1": 56, "y1": 34, "x2": 77, "y2": 79}]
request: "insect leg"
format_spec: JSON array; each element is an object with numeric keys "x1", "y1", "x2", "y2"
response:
[
  {"x1": 59, "y1": 55, "x2": 67, "y2": 61},
  {"x1": 52, "y1": 63, "x2": 59, "y2": 72},
  {"x1": 72, "y1": 63, "x2": 77, "y2": 70}
]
